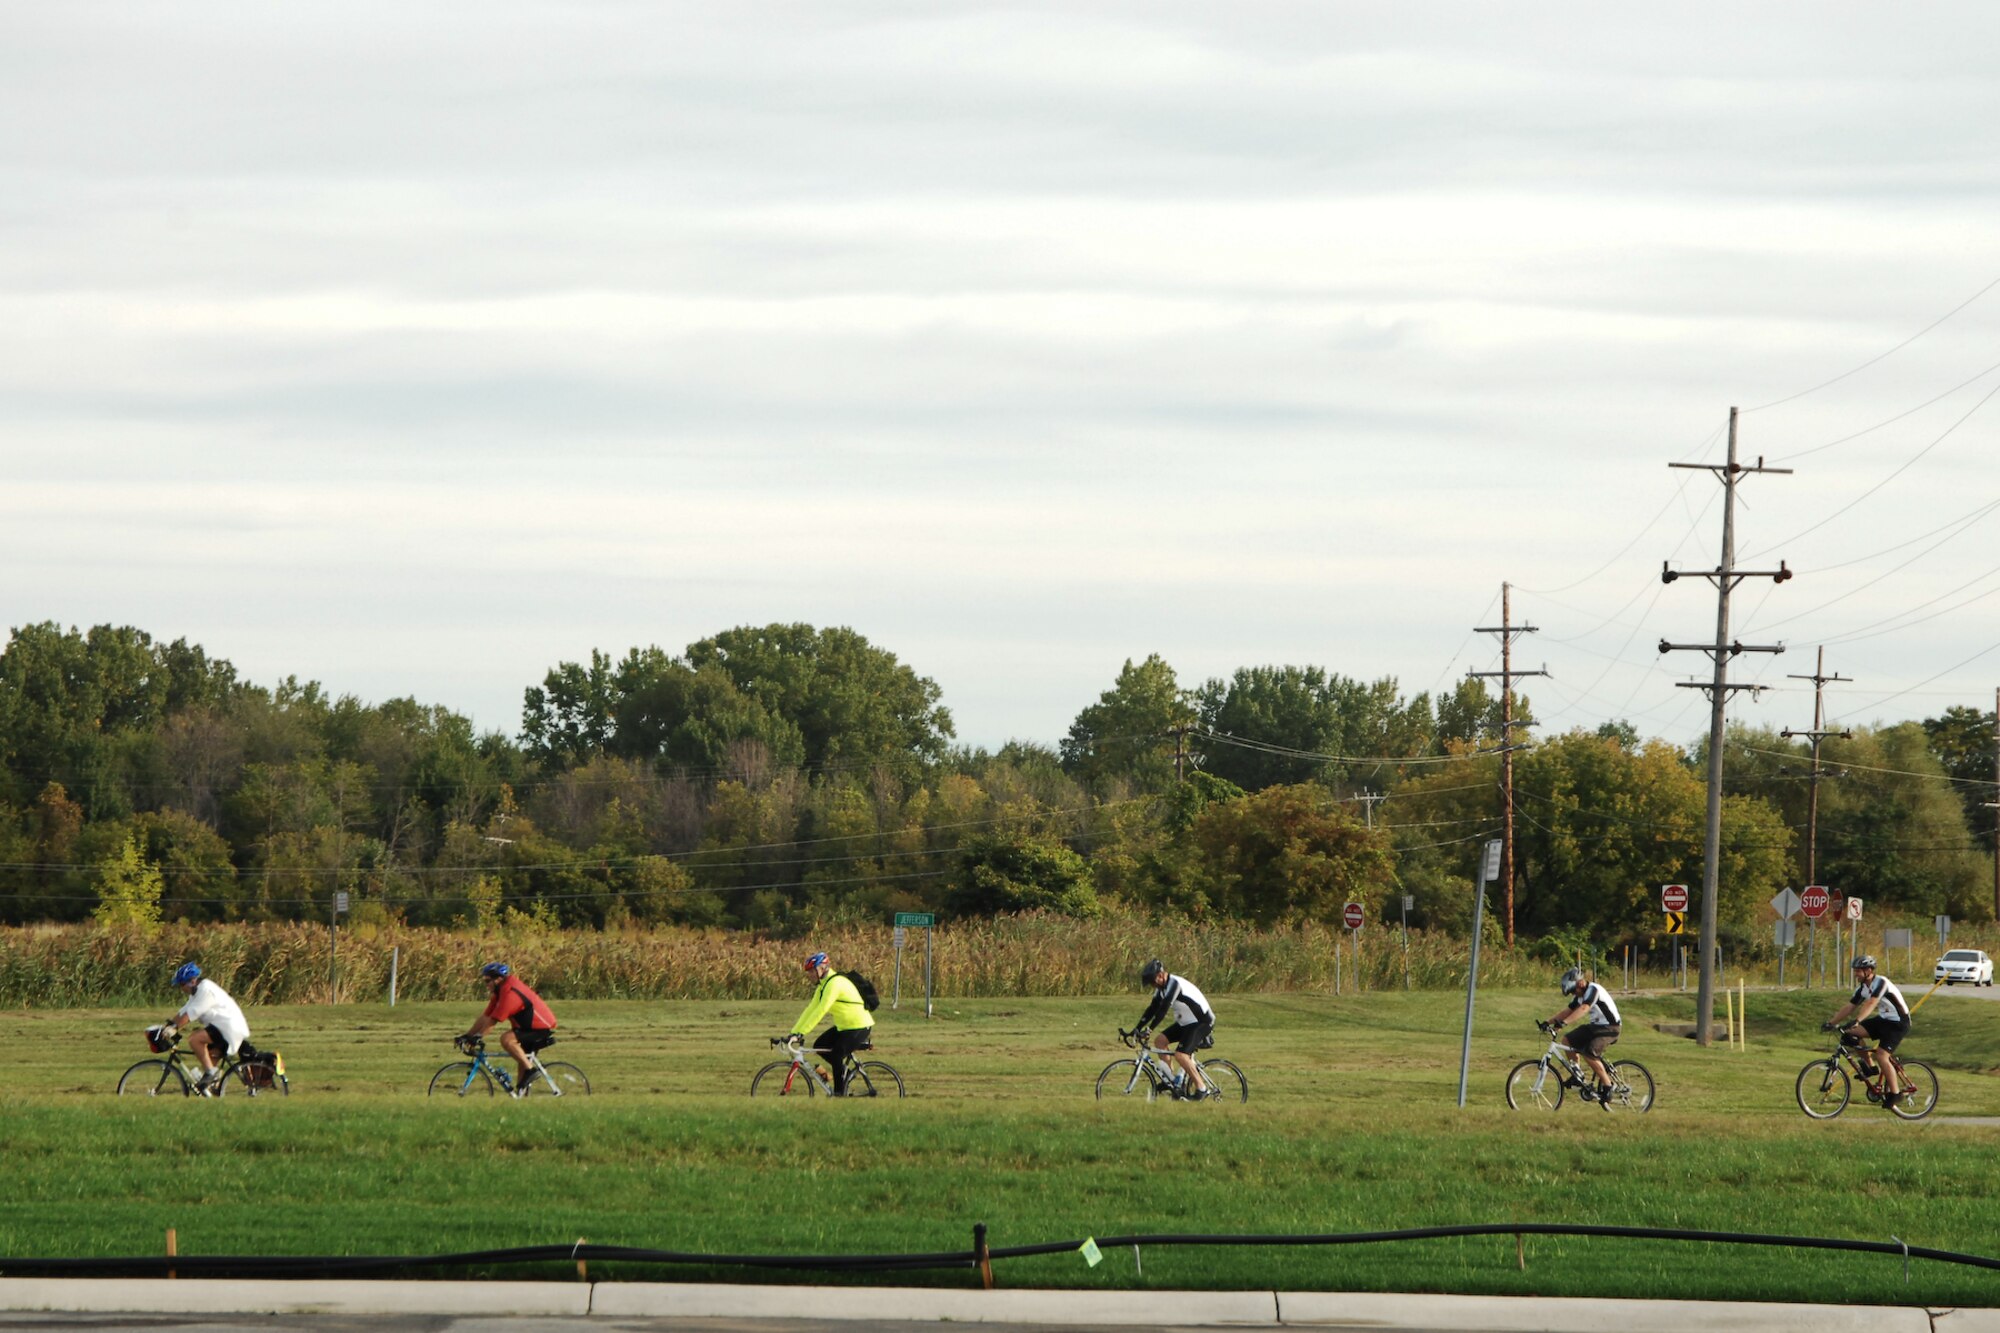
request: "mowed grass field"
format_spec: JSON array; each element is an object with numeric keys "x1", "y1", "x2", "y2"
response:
[{"x1": 9, "y1": 983, "x2": 2000, "y2": 1305}]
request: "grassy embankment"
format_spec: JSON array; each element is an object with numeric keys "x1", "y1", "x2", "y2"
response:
[{"x1": 7, "y1": 983, "x2": 2000, "y2": 1304}]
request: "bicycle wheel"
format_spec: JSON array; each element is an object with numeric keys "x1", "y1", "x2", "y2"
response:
[
  {"x1": 1094, "y1": 1058, "x2": 1159, "y2": 1101},
  {"x1": 1889, "y1": 1061, "x2": 1938, "y2": 1120},
  {"x1": 1795, "y1": 1059, "x2": 1850, "y2": 1119},
  {"x1": 1604, "y1": 1061, "x2": 1654, "y2": 1113},
  {"x1": 428, "y1": 1061, "x2": 498, "y2": 1097},
  {"x1": 116, "y1": 1059, "x2": 191, "y2": 1098},
  {"x1": 526, "y1": 1061, "x2": 590, "y2": 1097},
  {"x1": 751, "y1": 1060, "x2": 816, "y2": 1097},
  {"x1": 1187, "y1": 1059, "x2": 1248, "y2": 1103},
  {"x1": 845, "y1": 1060, "x2": 905, "y2": 1098},
  {"x1": 1505, "y1": 1059, "x2": 1564, "y2": 1111},
  {"x1": 223, "y1": 1062, "x2": 290, "y2": 1098}
]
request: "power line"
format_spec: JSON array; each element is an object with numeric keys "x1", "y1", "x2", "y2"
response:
[{"x1": 1744, "y1": 273, "x2": 2000, "y2": 414}]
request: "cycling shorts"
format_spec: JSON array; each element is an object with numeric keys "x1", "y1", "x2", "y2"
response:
[
  {"x1": 515, "y1": 1027, "x2": 557, "y2": 1054},
  {"x1": 1859, "y1": 1016, "x2": 1908, "y2": 1051},
  {"x1": 1161, "y1": 1019, "x2": 1214, "y2": 1054},
  {"x1": 1562, "y1": 1023, "x2": 1620, "y2": 1059}
]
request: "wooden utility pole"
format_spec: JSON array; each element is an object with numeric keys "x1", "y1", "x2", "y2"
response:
[
  {"x1": 1660, "y1": 408, "x2": 1792, "y2": 1048},
  {"x1": 1992, "y1": 687, "x2": 1999, "y2": 919},
  {"x1": 1780, "y1": 647, "x2": 1851, "y2": 887},
  {"x1": 1470, "y1": 582, "x2": 1547, "y2": 947}
]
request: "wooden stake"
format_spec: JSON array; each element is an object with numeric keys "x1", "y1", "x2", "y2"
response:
[
  {"x1": 1515, "y1": 1233, "x2": 1525, "y2": 1270},
  {"x1": 166, "y1": 1227, "x2": 176, "y2": 1281},
  {"x1": 973, "y1": 1223, "x2": 994, "y2": 1290},
  {"x1": 575, "y1": 1237, "x2": 587, "y2": 1281}
]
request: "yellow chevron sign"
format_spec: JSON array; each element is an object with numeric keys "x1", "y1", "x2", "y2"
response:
[{"x1": 1664, "y1": 910, "x2": 1689, "y2": 935}]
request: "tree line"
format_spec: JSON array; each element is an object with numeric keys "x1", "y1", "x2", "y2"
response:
[{"x1": 0, "y1": 621, "x2": 1992, "y2": 945}]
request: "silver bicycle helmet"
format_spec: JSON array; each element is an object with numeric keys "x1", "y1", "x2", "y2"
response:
[
  {"x1": 1851, "y1": 955, "x2": 1876, "y2": 971},
  {"x1": 1558, "y1": 966, "x2": 1585, "y2": 994}
]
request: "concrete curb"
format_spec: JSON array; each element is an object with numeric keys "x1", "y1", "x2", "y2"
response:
[
  {"x1": 0, "y1": 1278, "x2": 1982, "y2": 1328},
  {"x1": 0, "y1": 1277, "x2": 589, "y2": 1317},
  {"x1": 593, "y1": 1281, "x2": 1277, "y2": 1323}
]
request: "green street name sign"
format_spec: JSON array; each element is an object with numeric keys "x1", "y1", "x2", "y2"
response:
[{"x1": 894, "y1": 912, "x2": 936, "y2": 927}]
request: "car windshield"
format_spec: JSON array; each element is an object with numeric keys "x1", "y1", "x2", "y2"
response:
[{"x1": 1943, "y1": 950, "x2": 1981, "y2": 962}]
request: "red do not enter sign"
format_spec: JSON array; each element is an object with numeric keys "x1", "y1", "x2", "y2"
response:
[
  {"x1": 1342, "y1": 902, "x2": 1365, "y2": 930},
  {"x1": 1661, "y1": 884, "x2": 1689, "y2": 913},
  {"x1": 1800, "y1": 885, "x2": 1831, "y2": 919}
]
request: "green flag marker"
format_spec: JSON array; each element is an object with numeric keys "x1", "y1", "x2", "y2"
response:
[{"x1": 1079, "y1": 1237, "x2": 1102, "y2": 1267}]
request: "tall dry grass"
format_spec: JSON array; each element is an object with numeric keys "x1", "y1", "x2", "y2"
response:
[{"x1": 4, "y1": 915, "x2": 1986, "y2": 1007}]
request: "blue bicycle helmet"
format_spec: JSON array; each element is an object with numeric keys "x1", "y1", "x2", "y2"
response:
[
  {"x1": 804, "y1": 952, "x2": 828, "y2": 972},
  {"x1": 480, "y1": 961, "x2": 511, "y2": 979},
  {"x1": 171, "y1": 962, "x2": 201, "y2": 988}
]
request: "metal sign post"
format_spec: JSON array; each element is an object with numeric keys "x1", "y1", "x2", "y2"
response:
[
  {"x1": 894, "y1": 913, "x2": 935, "y2": 1018},
  {"x1": 896, "y1": 924, "x2": 912, "y2": 1008},
  {"x1": 1457, "y1": 839, "x2": 1504, "y2": 1108},
  {"x1": 1342, "y1": 902, "x2": 1365, "y2": 992},
  {"x1": 329, "y1": 890, "x2": 349, "y2": 1003},
  {"x1": 1937, "y1": 915, "x2": 1952, "y2": 954},
  {"x1": 1400, "y1": 894, "x2": 1413, "y2": 991},
  {"x1": 1770, "y1": 888, "x2": 1800, "y2": 987},
  {"x1": 1885, "y1": 927, "x2": 1913, "y2": 974}
]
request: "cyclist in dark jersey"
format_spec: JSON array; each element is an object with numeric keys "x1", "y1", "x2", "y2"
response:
[
  {"x1": 1545, "y1": 967, "x2": 1621, "y2": 1109},
  {"x1": 460, "y1": 962, "x2": 559, "y2": 1096},
  {"x1": 1825, "y1": 955, "x2": 1911, "y2": 1107}
]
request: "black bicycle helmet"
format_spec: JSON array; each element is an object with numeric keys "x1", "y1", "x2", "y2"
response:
[
  {"x1": 1851, "y1": 955, "x2": 1876, "y2": 971},
  {"x1": 1140, "y1": 958, "x2": 1165, "y2": 985}
]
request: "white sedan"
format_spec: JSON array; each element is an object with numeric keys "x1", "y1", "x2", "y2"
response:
[{"x1": 1934, "y1": 949, "x2": 1995, "y2": 986}]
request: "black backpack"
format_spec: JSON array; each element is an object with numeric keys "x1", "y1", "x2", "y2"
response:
[{"x1": 842, "y1": 971, "x2": 881, "y2": 1012}]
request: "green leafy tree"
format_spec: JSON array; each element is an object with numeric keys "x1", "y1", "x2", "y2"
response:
[
  {"x1": 1197, "y1": 666, "x2": 1438, "y2": 792},
  {"x1": 1817, "y1": 724, "x2": 1988, "y2": 919},
  {"x1": 950, "y1": 832, "x2": 1100, "y2": 918},
  {"x1": 1923, "y1": 705, "x2": 1999, "y2": 844},
  {"x1": 687, "y1": 624, "x2": 951, "y2": 772},
  {"x1": 92, "y1": 834, "x2": 165, "y2": 932},
  {"x1": 1061, "y1": 655, "x2": 1193, "y2": 794},
  {"x1": 1190, "y1": 784, "x2": 1394, "y2": 926}
]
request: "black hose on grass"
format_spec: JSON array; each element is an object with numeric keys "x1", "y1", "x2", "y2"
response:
[{"x1": 2, "y1": 1223, "x2": 1996, "y2": 1280}]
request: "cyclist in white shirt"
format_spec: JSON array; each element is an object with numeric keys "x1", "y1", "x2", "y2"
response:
[
  {"x1": 1545, "y1": 967, "x2": 1622, "y2": 1109},
  {"x1": 1825, "y1": 956, "x2": 1911, "y2": 1107},
  {"x1": 160, "y1": 962, "x2": 251, "y2": 1094},
  {"x1": 1134, "y1": 959, "x2": 1215, "y2": 1100}
]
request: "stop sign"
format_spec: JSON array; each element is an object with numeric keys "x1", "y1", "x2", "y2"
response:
[
  {"x1": 1800, "y1": 885, "x2": 1830, "y2": 920},
  {"x1": 1661, "y1": 884, "x2": 1689, "y2": 912},
  {"x1": 1342, "y1": 902, "x2": 1365, "y2": 930}
]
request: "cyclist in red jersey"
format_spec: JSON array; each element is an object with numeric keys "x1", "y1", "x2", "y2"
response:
[{"x1": 459, "y1": 962, "x2": 558, "y2": 1093}]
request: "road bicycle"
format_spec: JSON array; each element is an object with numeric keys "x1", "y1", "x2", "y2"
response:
[
  {"x1": 1095, "y1": 1028, "x2": 1248, "y2": 1102},
  {"x1": 1505, "y1": 1021, "x2": 1653, "y2": 1112},
  {"x1": 428, "y1": 1034, "x2": 590, "y2": 1098},
  {"x1": 116, "y1": 1026, "x2": 288, "y2": 1099},
  {"x1": 750, "y1": 1036, "x2": 905, "y2": 1097},
  {"x1": 1796, "y1": 1034, "x2": 1937, "y2": 1120}
]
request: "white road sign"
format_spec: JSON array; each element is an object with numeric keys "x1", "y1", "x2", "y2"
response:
[
  {"x1": 1769, "y1": 888, "x2": 1800, "y2": 920},
  {"x1": 1845, "y1": 896, "x2": 1864, "y2": 922}
]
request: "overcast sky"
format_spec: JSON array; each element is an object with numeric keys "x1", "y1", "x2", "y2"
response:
[{"x1": 4, "y1": 3, "x2": 1999, "y2": 751}]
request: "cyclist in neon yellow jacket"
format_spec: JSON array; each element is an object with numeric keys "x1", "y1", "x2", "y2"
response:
[{"x1": 784, "y1": 951, "x2": 875, "y2": 1096}]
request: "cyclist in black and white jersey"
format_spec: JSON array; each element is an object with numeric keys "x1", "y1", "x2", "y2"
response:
[
  {"x1": 1825, "y1": 955, "x2": 1911, "y2": 1106},
  {"x1": 1135, "y1": 959, "x2": 1213, "y2": 1100},
  {"x1": 1545, "y1": 967, "x2": 1621, "y2": 1109}
]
